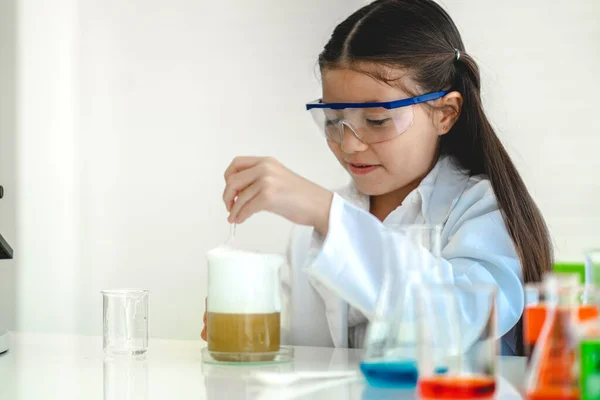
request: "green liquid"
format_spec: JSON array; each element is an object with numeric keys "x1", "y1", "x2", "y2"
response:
[{"x1": 580, "y1": 339, "x2": 600, "y2": 400}]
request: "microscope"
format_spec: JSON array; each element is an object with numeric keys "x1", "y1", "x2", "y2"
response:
[{"x1": 0, "y1": 185, "x2": 14, "y2": 354}]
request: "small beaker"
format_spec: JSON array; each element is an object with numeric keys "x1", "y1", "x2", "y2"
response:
[
  {"x1": 360, "y1": 224, "x2": 442, "y2": 388},
  {"x1": 102, "y1": 289, "x2": 149, "y2": 355},
  {"x1": 417, "y1": 283, "x2": 498, "y2": 399}
]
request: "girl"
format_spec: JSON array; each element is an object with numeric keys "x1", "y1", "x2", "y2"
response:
[{"x1": 202, "y1": 0, "x2": 552, "y2": 355}]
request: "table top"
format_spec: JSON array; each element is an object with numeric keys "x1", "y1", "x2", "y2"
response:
[{"x1": 0, "y1": 332, "x2": 526, "y2": 399}]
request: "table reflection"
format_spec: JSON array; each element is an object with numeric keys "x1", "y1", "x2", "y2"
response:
[
  {"x1": 103, "y1": 355, "x2": 148, "y2": 400},
  {"x1": 201, "y1": 347, "x2": 359, "y2": 399},
  {"x1": 202, "y1": 362, "x2": 293, "y2": 400}
]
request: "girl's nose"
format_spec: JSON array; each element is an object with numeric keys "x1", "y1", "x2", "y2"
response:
[{"x1": 339, "y1": 122, "x2": 368, "y2": 154}]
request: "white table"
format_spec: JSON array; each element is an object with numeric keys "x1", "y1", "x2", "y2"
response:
[{"x1": 0, "y1": 332, "x2": 526, "y2": 399}]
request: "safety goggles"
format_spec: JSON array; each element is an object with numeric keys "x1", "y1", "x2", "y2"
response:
[{"x1": 306, "y1": 91, "x2": 449, "y2": 144}]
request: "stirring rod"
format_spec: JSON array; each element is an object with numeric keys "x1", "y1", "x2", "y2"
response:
[
  {"x1": 226, "y1": 195, "x2": 237, "y2": 245},
  {"x1": 227, "y1": 223, "x2": 237, "y2": 245}
]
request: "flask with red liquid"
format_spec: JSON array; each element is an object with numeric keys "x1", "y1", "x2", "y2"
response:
[
  {"x1": 525, "y1": 276, "x2": 599, "y2": 361},
  {"x1": 525, "y1": 274, "x2": 580, "y2": 400}
]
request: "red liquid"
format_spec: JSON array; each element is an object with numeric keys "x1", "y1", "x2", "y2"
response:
[
  {"x1": 526, "y1": 307, "x2": 580, "y2": 400},
  {"x1": 418, "y1": 376, "x2": 496, "y2": 399},
  {"x1": 525, "y1": 304, "x2": 598, "y2": 359}
]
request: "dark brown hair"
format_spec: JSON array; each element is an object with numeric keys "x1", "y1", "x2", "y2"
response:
[{"x1": 318, "y1": 0, "x2": 553, "y2": 355}]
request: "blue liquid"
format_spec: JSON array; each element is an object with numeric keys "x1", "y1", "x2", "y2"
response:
[
  {"x1": 360, "y1": 360, "x2": 419, "y2": 388},
  {"x1": 435, "y1": 366, "x2": 449, "y2": 374}
]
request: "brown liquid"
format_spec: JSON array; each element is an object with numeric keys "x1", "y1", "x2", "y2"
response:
[{"x1": 207, "y1": 312, "x2": 280, "y2": 362}]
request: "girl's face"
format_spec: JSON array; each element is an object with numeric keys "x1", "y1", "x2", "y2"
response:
[{"x1": 321, "y1": 67, "x2": 452, "y2": 197}]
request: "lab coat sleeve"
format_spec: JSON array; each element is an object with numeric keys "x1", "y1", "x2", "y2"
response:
[
  {"x1": 304, "y1": 181, "x2": 524, "y2": 342},
  {"x1": 441, "y1": 181, "x2": 524, "y2": 340},
  {"x1": 285, "y1": 225, "x2": 337, "y2": 347}
]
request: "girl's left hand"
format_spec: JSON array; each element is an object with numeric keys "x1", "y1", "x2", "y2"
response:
[{"x1": 223, "y1": 156, "x2": 333, "y2": 235}]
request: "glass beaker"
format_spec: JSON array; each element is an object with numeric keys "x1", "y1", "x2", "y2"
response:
[
  {"x1": 525, "y1": 282, "x2": 547, "y2": 359},
  {"x1": 416, "y1": 283, "x2": 498, "y2": 399},
  {"x1": 573, "y1": 284, "x2": 600, "y2": 400},
  {"x1": 585, "y1": 249, "x2": 600, "y2": 286},
  {"x1": 525, "y1": 274, "x2": 580, "y2": 400},
  {"x1": 360, "y1": 224, "x2": 442, "y2": 388},
  {"x1": 206, "y1": 245, "x2": 285, "y2": 363},
  {"x1": 102, "y1": 289, "x2": 149, "y2": 355},
  {"x1": 580, "y1": 336, "x2": 600, "y2": 400},
  {"x1": 524, "y1": 274, "x2": 599, "y2": 361}
]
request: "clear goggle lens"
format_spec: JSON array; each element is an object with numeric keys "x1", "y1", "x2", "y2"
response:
[{"x1": 308, "y1": 105, "x2": 414, "y2": 144}]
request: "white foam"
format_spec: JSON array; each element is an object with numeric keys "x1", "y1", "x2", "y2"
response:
[{"x1": 206, "y1": 245, "x2": 284, "y2": 314}]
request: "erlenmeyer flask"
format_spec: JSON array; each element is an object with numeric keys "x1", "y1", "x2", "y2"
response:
[
  {"x1": 525, "y1": 274, "x2": 580, "y2": 400},
  {"x1": 360, "y1": 224, "x2": 442, "y2": 388},
  {"x1": 524, "y1": 275, "x2": 599, "y2": 362}
]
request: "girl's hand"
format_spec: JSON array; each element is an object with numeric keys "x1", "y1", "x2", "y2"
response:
[
  {"x1": 201, "y1": 297, "x2": 207, "y2": 342},
  {"x1": 223, "y1": 156, "x2": 333, "y2": 236}
]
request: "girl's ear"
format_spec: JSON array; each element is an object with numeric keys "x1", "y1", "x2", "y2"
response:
[{"x1": 433, "y1": 91, "x2": 463, "y2": 136}]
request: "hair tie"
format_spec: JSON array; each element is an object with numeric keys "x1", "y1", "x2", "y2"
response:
[{"x1": 454, "y1": 48, "x2": 461, "y2": 61}]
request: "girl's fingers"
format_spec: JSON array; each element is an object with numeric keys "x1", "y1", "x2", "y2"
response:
[
  {"x1": 222, "y1": 167, "x2": 261, "y2": 212},
  {"x1": 202, "y1": 298, "x2": 207, "y2": 341},
  {"x1": 234, "y1": 191, "x2": 270, "y2": 224},
  {"x1": 228, "y1": 182, "x2": 261, "y2": 223},
  {"x1": 224, "y1": 157, "x2": 263, "y2": 180}
]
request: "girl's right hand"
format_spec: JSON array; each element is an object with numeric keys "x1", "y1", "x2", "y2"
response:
[{"x1": 201, "y1": 298, "x2": 207, "y2": 341}]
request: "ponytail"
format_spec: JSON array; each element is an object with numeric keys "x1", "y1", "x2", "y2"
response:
[
  {"x1": 447, "y1": 52, "x2": 553, "y2": 355},
  {"x1": 448, "y1": 52, "x2": 553, "y2": 284}
]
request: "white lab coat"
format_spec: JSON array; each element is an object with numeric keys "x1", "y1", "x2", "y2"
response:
[{"x1": 281, "y1": 156, "x2": 524, "y2": 356}]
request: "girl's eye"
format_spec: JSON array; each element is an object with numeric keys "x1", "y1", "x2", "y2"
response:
[
  {"x1": 325, "y1": 118, "x2": 341, "y2": 126},
  {"x1": 367, "y1": 118, "x2": 391, "y2": 126}
]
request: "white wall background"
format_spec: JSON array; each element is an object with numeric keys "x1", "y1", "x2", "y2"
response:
[
  {"x1": 0, "y1": 0, "x2": 598, "y2": 338},
  {"x1": 444, "y1": 0, "x2": 600, "y2": 261}
]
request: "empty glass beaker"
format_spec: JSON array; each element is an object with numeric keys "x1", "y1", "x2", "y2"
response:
[{"x1": 102, "y1": 289, "x2": 149, "y2": 355}]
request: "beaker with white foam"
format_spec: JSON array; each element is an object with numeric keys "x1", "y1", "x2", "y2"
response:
[{"x1": 204, "y1": 245, "x2": 290, "y2": 363}]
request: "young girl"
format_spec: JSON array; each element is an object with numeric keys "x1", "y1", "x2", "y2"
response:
[{"x1": 202, "y1": 0, "x2": 552, "y2": 356}]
